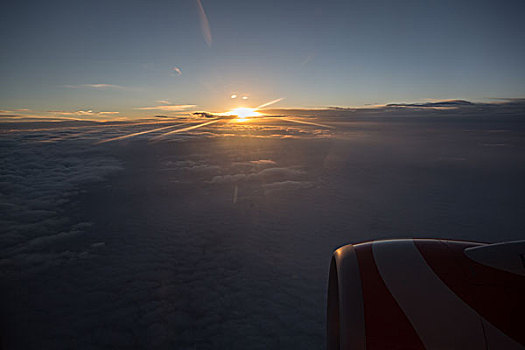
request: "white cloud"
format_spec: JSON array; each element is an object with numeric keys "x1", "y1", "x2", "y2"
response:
[
  {"x1": 64, "y1": 84, "x2": 126, "y2": 89},
  {"x1": 50, "y1": 110, "x2": 119, "y2": 117},
  {"x1": 135, "y1": 104, "x2": 196, "y2": 111}
]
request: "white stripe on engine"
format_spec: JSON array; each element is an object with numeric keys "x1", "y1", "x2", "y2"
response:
[{"x1": 372, "y1": 240, "x2": 522, "y2": 349}]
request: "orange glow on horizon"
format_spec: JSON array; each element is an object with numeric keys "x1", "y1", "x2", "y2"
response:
[{"x1": 224, "y1": 107, "x2": 261, "y2": 121}]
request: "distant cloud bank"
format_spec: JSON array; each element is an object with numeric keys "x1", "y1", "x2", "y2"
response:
[{"x1": 263, "y1": 98, "x2": 525, "y2": 119}]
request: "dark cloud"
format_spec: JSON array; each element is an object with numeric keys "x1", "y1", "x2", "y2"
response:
[{"x1": 0, "y1": 136, "x2": 122, "y2": 266}]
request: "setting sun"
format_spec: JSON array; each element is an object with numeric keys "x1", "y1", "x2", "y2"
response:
[{"x1": 225, "y1": 107, "x2": 261, "y2": 120}]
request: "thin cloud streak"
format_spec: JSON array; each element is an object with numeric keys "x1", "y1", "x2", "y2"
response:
[
  {"x1": 256, "y1": 98, "x2": 285, "y2": 110},
  {"x1": 0, "y1": 114, "x2": 85, "y2": 122},
  {"x1": 0, "y1": 109, "x2": 31, "y2": 113},
  {"x1": 280, "y1": 117, "x2": 334, "y2": 129},
  {"x1": 151, "y1": 119, "x2": 219, "y2": 141},
  {"x1": 52, "y1": 110, "x2": 120, "y2": 117},
  {"x1": 195, "y1": 0, "x2": 212, "y2": 46},
  {"x1": 64, "y1": 84, "x2": 126, "y2": 89},
  {"x1": 96, "y1": 124, "x2": 182, "y2": 144},
  {"x1": 135, "y1": 105, "x2": 196, "y2": 111},
  {"x1": 39, "y1": 122, "x2": 168, "y2": 142}
]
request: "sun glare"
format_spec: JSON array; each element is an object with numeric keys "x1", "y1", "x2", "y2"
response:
[{"x1": 226, "y1": 107, "x2": 261, "y2": 121}]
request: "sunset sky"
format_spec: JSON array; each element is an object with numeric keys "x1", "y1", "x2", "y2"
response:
[
  {"x1": 2, "y1": 1, "x2": 525, "y2": 348},
  {"x1": 1, "y1": 0, "x2": 525, "y2": 119}
]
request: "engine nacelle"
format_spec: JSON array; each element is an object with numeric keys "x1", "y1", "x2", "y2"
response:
[{"x1": 327, "y1": 239, "x2": 525, "y2": 349}]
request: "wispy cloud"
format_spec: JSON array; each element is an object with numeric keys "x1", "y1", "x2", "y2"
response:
[
  {"x1": 195, "y1": 0, "x2": 212, "y2": 46},
  {"x1": 135, "y1": 104, "x2": 196, "y2": 111},
  {"x1": 0, "y1": 108, "x2": 31, "y2": 114},
  {"x1": 0, "y1": 108, "x2": 121, "y2": 123},
  {"x1": 50, "y1": 110, "x2": 120, "y2": 117},
  {"x1": 299, "y1": 54, "x2": 314, "y2": 67},
  {"x1": 0, "y1": 114, "x2": 84, "y2": 122},
  {"x1": 63, "y1": 84, "x2": 126, "y2": 89}
]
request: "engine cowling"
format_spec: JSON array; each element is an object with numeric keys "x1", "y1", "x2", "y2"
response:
[{"x1": 327, "y1": 239, "x2": 525, "y2": 349}]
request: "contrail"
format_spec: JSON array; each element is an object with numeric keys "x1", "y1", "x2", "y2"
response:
[
  {"x1": 195, "y1": 0, "x2": 212, "y2": 46},
  {"x1": 96, "y1": 124, "x2": 182, "y2": 144},
  {"x1": 280, "y1": 117, "x2": 334, "y2": 129},
  {"x1": 151, "y1": 119, "x2": 220, "y2": 141},
  {"x1": 256, "y1": 98, "x2": 285, "y2": 110},
  {"x1": 26, "y1": 120, "x2": 179, "y2": 136},
  {"x1": 34, "y1": 121, "x2": 176, "y2": 142}
]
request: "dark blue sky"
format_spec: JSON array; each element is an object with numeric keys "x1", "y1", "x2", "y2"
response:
[{"x1": 1, "y1": 0, "x2": 524, "y2": 118}]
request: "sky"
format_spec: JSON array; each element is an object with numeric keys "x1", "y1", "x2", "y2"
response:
[{"x1": 1, "y1": 0, "x2": 525, "y2": 119}]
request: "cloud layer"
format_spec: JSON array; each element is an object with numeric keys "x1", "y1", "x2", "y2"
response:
[
  {"x1": 264, "y1": 98, "x2": 525, "y2": 119},
  {"x1": 1, "y1": 104, "x2": 525, "y2": 348}
]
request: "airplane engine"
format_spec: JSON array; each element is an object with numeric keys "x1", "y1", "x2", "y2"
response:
[{"x1": 327, "y1": 239, "x2": 525, "y2": 349}]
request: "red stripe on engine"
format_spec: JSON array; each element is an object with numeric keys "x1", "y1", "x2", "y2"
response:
[
  {"x1": 355, "y1": 243, "x2": 425, "y2": 350},
  {"x1": 415, "y1": 240, "x2": 525, "y2": 346}
]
